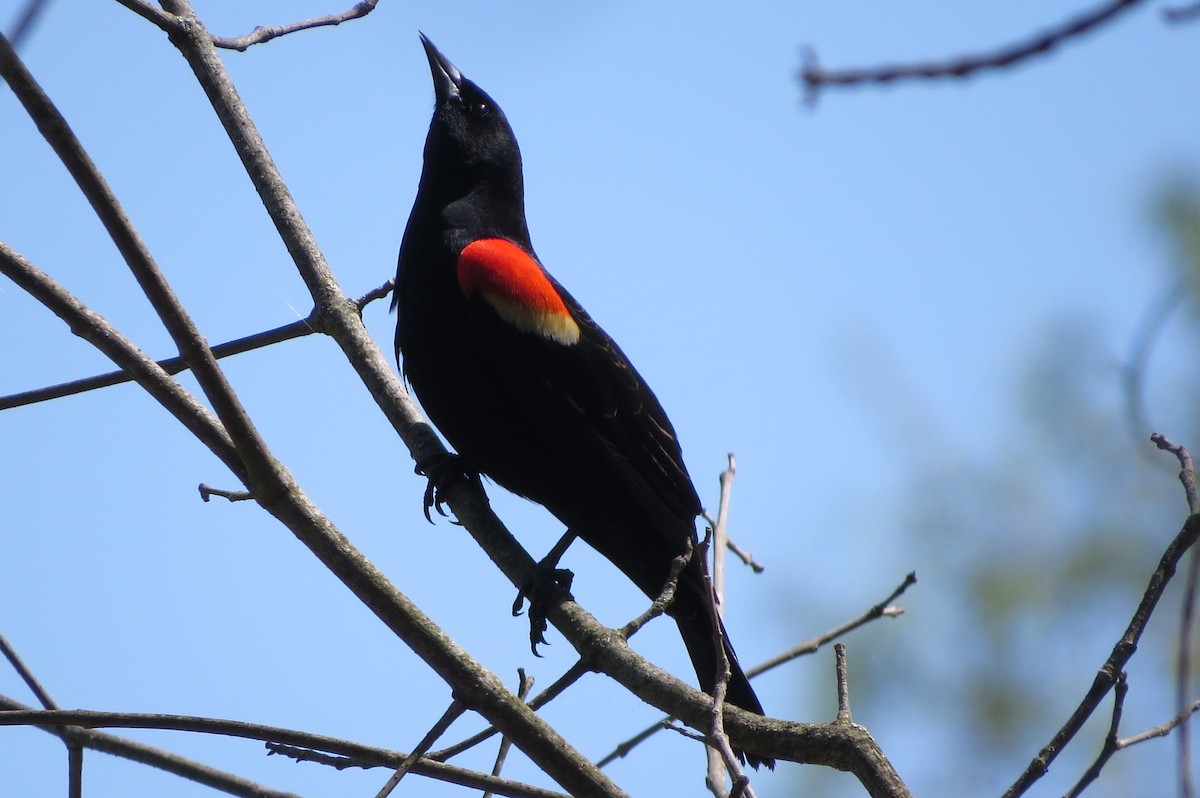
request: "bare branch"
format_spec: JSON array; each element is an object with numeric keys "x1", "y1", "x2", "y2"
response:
[
  {"x1": 598, "y1": 572, "x2": 914, "y2": 769},
  {"x1": 430, "y1": 661, "x2": 590, "y2": 763},
  {"x1": 1121, "y1": 696, "x2": 1200, "y2": 747},
  {"x1": 198, "y1": 484, "x2": 254, "y2": 503},
  {"x1": 1152, "y1": 434, "x2": 1199, "y2": 514},
  {"x1": 702, "y1": 455, "x2": 766, "y2": 574},
  {"x1": 1068, "y1": 680, "x2": 1200, "y2": 797},
  {"x1": 110, "y1": 0, "x2": 176, "y2": 33},
  {"x1": 1164, "y1": 2, "x2": 1200, "y2": 22},
  {"x1": 483, "y1": 672, "x2": 536, "y2": 798},
  {"x1": 0, "y1": 634, "x2": 58, "y2": 710},
  {"x1": 802, "y1": 0, "x2": 1147, "y2": 102},
  {"x1": 619, "y1": 542, "x2": 692, "y2": 639},
  {"x1": 709, "y1": 454, "x2": 736, "y2": 608},
  {"x1": 110, "y1": 0, "x2": 378, "y2": 50},
  {"x1": 5, "y1": 0, "x2": 54, "y2": 49},
  {"x1": 725, "y1": 537, "x2": 766, "y2": 573},
  {"x1": 748, "y1": 571, "x2": 915, "y2": 679},
  {"x1": 1064, "y1": 672, "x2": 1128, "y2": 798},
  {"x1": 0, "y1": 696, "x2": 301, "y2": 798},
  {"x1": 0, "y1": 633, "x2": 83, "y2": 795},
  {"x1": 0, "y1": 279, "x2": 392, "y2": 411},
  {"x1": 1177, "y1": 540, "x2": 1200, "y2": 798},
  {"x1": 834, "y1": 644, "x2": 852, "y2": 724},
  {"x1": 0, "y1": 28, "x2": 272, "y2": 487},
  {"x1": 376, "y1": 700, "x2": 467, "y2": 798},
  {"x1": 210, "y1": 1, "x2": 380, "y2": 51},
  {"x1": 693, "y1": 526, "x2": 749, "y2": 796},
  {"x1": 0, "y1": 703, "x2": 579, "y2": 798},
  {"x1": 1120, "y1": 281, "x2": 1187, "y2": 456},
  {"x1": 0, "y1": 240, "x2": 239, "y2": 468},
  {"x1": 1002, "y1": 511, "x2": 1200, "y2": 798}
]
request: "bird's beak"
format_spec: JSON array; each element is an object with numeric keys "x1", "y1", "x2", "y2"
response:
[{"x1": 419, "y1": 33, "x2": 462, "y2": 104}]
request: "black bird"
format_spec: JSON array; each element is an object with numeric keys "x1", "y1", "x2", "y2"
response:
[{"x1": 393, "y1": 35, "x2": 770, "y2": 768}]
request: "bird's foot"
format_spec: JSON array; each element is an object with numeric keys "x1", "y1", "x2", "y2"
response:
[
  {"x1": 512, "y1": 557, "x2": 574, "y2": 656},
  {"x1": 414, "y1": 452, "x2": 480, "y2": 523}
]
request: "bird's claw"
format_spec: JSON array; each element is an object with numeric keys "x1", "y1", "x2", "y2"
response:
[
  {"x1": 414, "y1": 452, "x2": 479, "y2": 524},
  {"x1": 513, "y1": 562, "x2": 574, "y2": 656}
]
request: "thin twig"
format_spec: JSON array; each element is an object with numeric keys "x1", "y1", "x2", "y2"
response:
[
  {"x1": 748, "y1": 571, "x2": 916, "y2": 678},
  {"x1": 0, "y1": 696, "x2": 300, "y2": 798},
  {"x1": 0, "y1": 30, "x2": 267, "y2": 485},
  {"x1": 110, "y1": 0, "x2": 176, "y2": 33},
  {"x1": 1152, "y1": 434, "x2": 1200, "y2": 514},
  {"x1": 700, "y1": 453, "x2": 752, "y2": 790},
  {"x1": 1177, "y1": 545, "x2": 1200, "y2": 798},
  {"x1": 597, "y1": 572, "x2": 915, "y2": 767},
  {"x1": 802, "y1": 0, "x2": 1147, "y2": 102},
  {"x1": 4, "y1": 0, "x2": 54, "y2": 50},
  {"x1": 0, "y1": 279, "x2": 391, "y2": 411},
  {"x1": 267, "y1": 743, "x2": 569, "y2": 798},
  {"x1": 67, "y1": 744, "x2": 83, "y2": 798},
  {"x1": 1064, "y1": 673, "x2": 1129, "y2": 798},
  {"x1": 1002, "y1": 510, "x2": 1200, "y2": 798},
  {"x1": 110, "y1": 0, "x2": 378, "y2": 51},
  {"x1": 375, "y1": 701, "x2": 466, "y2": 798},
  {"x1": 199, "y1": 484, "x2": 254, "y2": 503},
  {"x1": 483, "y1": 671, "x2": 536, "y2": 798},
  {"x1": 724, "y1": 537, "x2": 765, "y2": 573},
  {"x1": 1152, "y1": 433, "x2": 1200, "y2": 794},
  {"x1": 619, "y1": 542, "x2": 693, "y2": 639},
  {"x1": 1066, "y1": 685, "x2": 1200, "y2": 796},
  {"x1": 1120, "y1": 696, "x2": 1200, "y2": 747},
  {"x1": 834, "y1": 644, "x2": 851, "y2": 724},
  {"x1": 1119, "y1": 281, "x2": 1186, "y2": 458},
  {"x1": 0, "y1": 703, "x2": 572, "y2": 798},
  {"x1": 694, "y1": 526, "x2": 746, "y2": 796},
  {"x1": 0, "y1": 634, "x2": 82, "y2": 796},
  {"x1": 211, "y1": 1, "x2": 380, "y2": 51},
  {"x1": 1164, "y1": 1, "x2": 1200, "y2": 21},
  {"x1": 0, "y1": 634, "x2": 58, "y2": 710},
  {"x1": 701, "y1": 454, "x2": 765, "y2": 575},
  {"x1": 0, "y1": 241, "x2": 239, "y2": 467},
  {"x1": 709, "y1": 454, "x2": 736, "y2": 608},
  {"x1": 430, "y1": 662, "x2": 589, "y2": 762}
]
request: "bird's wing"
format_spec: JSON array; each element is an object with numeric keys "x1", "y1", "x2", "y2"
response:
[{"x1": 455, "y1": 238, "x2": 702, "y2": 523}]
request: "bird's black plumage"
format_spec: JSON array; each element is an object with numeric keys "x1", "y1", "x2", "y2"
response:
[{"x1": 394, "y1": 35, "x2": 769, "y2": 768}]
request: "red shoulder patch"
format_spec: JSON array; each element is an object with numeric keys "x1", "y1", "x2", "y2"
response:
[{"x1": 457, "y1": 238, "x2": 581, "y2": 345}]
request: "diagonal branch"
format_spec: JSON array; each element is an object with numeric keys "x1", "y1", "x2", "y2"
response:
[
  {"x1": 110, "y1": 0, "x2": 380, "y2": 51},
  {"x1": 0, "y1": 239, "x2": 239, "y2": 468},
  {"x1": 597, "y1": 571, "x2": 914, "y2": 769},
  {"x1": 0, "y1": 696, "x2": 300, "y2": 798},
  {"x1": 0, "y1": 279, "x2": 393, "y2": 412},
  {"x1": 0, "y1": 28, "x2": 269, "y2": 485},
  {"x1": 209, "y1": 1, "x2": 380, "y2": 51},
  {"x1": 802, "y1": 0, "x2": 1148, "y2": 101},
  {"x1": 0, "y1": 700, "x2": 568, "y2": 798},
  {"x1": 1003, "y1": 510, "x2": 1200, "y2": 798}
]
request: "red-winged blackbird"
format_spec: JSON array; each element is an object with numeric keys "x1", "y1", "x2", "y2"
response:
[{"x1": 393, "y1": 35, "x2": 770, "y2": 768}]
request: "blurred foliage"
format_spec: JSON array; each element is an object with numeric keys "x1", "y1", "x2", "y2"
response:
[
  {"x1": 804, "y1": 179, "x2": 1200, "y2": 797},
  {"x1": 1159, "y1": 181, "x2": 1200, "y2": 323}
]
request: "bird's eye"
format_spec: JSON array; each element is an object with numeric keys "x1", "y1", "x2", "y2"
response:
[{"x1": 470, "y1": 101, "x2": 490, "y2": 117}]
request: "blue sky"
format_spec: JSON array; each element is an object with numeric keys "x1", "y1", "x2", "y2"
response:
[{"x1": 3, "y1": 1, "x2": 1199, "y2": 796}]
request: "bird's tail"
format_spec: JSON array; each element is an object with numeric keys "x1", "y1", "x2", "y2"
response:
[{"x1": 670, "y1": 575, "x2": 774, "y2": 770}]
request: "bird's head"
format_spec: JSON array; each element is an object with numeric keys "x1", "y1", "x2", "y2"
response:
[{"x1": 418, "y1": 34, "x2": 524, "y2": 192}]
